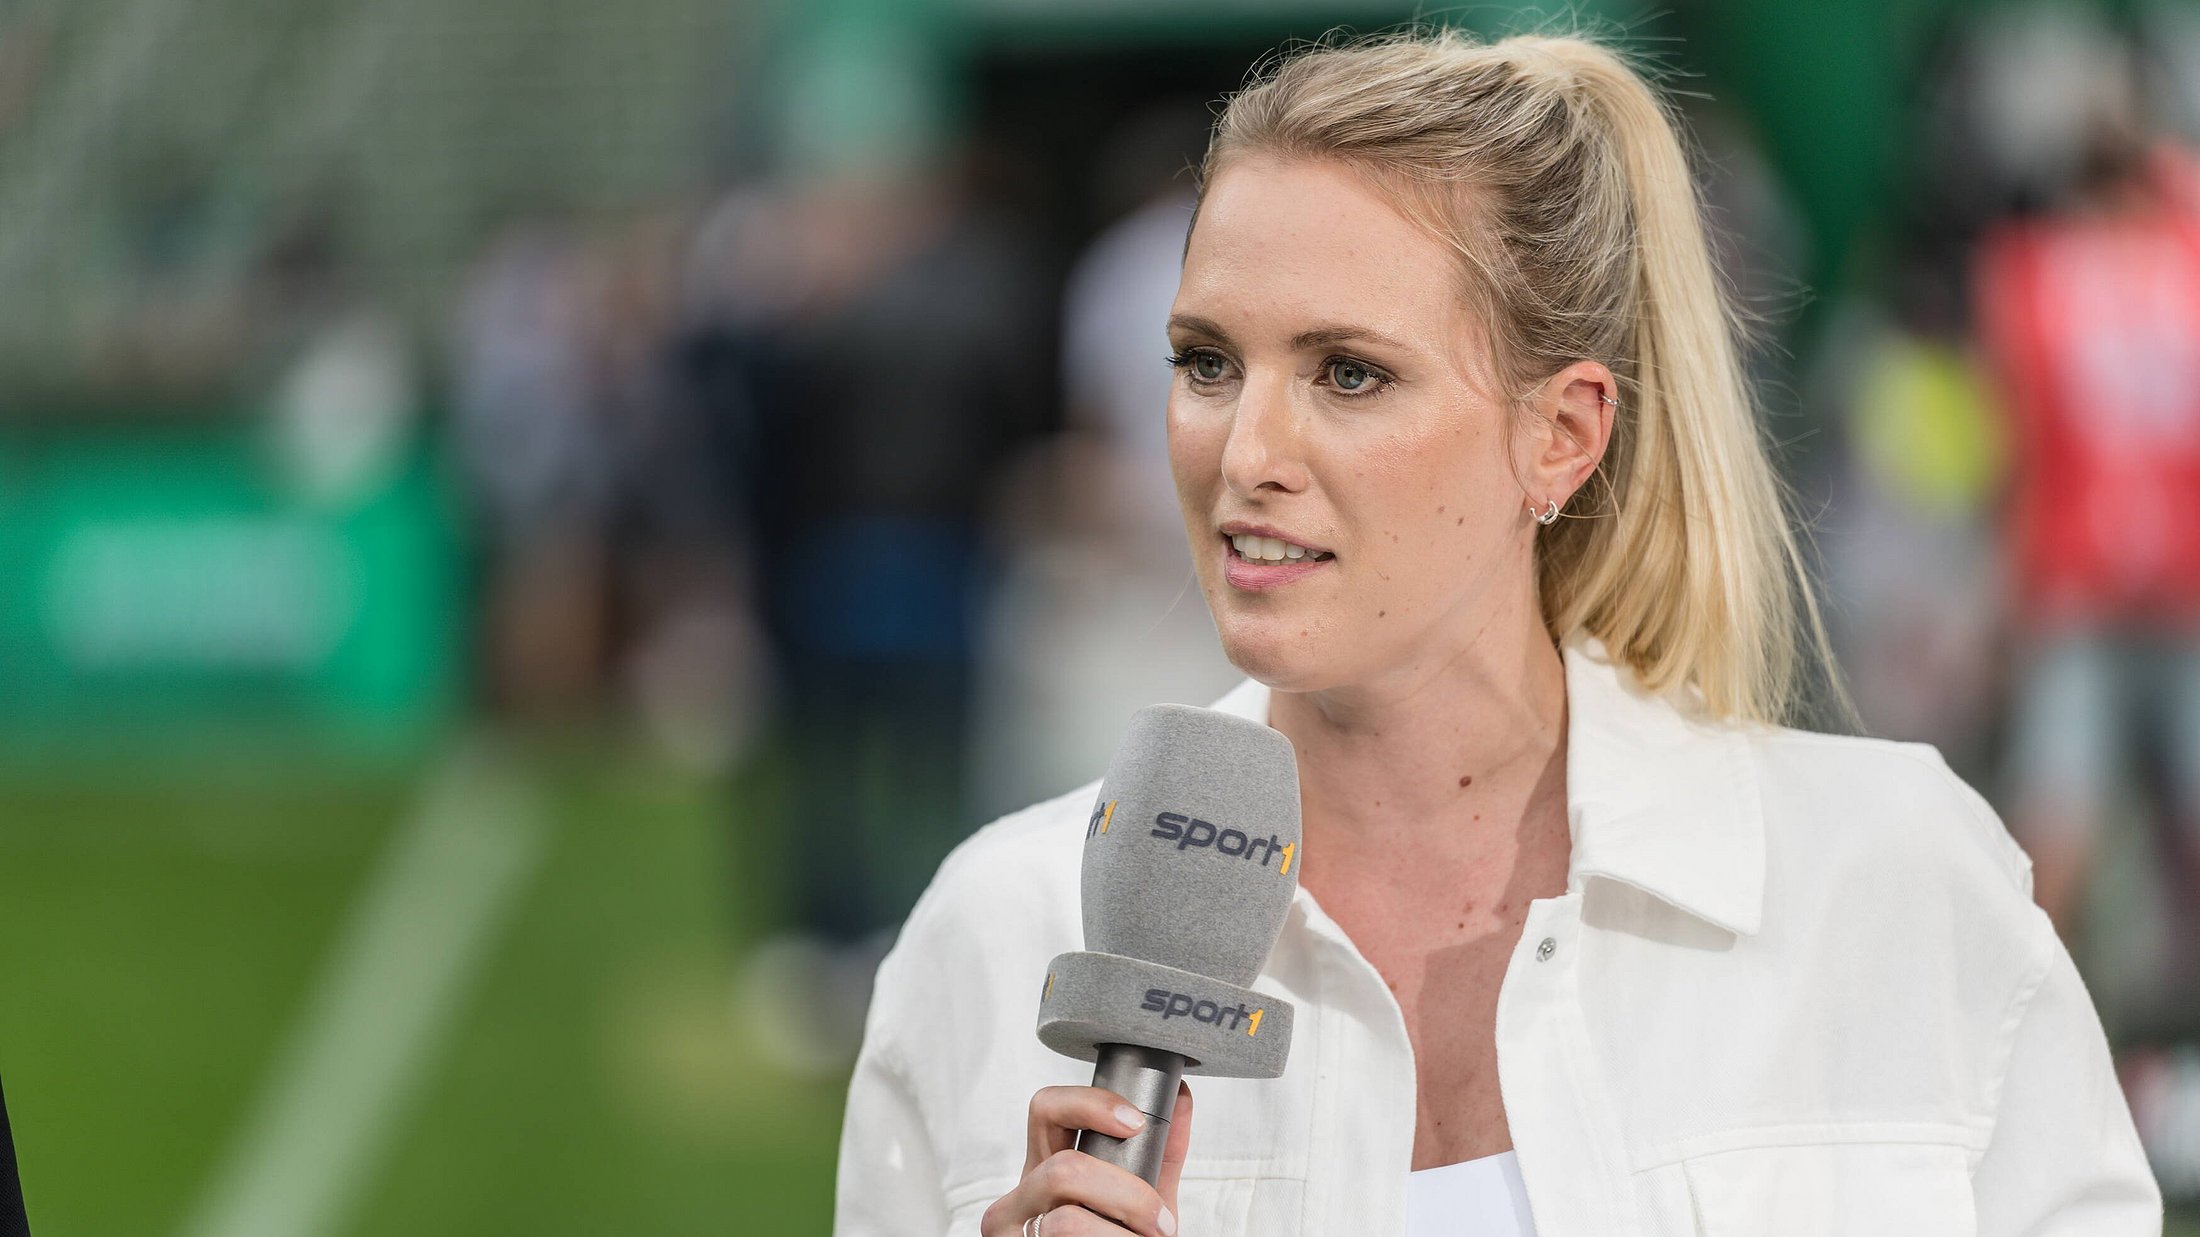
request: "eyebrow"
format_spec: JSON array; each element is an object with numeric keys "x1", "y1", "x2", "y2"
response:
[{"x1": 1167, "y1": 314, "x2": 1413, "y2": 354}]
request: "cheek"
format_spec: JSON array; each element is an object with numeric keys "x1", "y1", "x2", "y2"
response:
[
  {"x1": 1166, "y1": 400, "x2": 1222, "y2": 492},
  {"x1": 1367, "y1": 419, "x2": 1501, "y2": 513},
  {"x1": 1357, "y1": 422, "x2": 1517, "y2": 576}
]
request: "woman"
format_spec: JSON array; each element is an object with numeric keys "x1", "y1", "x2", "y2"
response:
[{"x1": 834, "y1": 29, "x2": 2160, "y2": 1236}]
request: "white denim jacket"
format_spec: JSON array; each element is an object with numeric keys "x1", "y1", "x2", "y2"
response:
[{"x1": 835, "y1": 635, "x2": 2161, "y2": 1236}]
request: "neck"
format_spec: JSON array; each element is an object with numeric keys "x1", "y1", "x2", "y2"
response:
[{"x1": 1267, "y1": 615, "x2": 1569, "y2": 872}]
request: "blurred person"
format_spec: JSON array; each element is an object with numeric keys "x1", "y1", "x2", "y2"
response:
[
  {"x1": 1060, "y1": 106, "x2": 1222, "y2": 557},
  {"x1": 719, "y1": 153, "x2": 1054, "y2": 1075},
  {"x1": 839, "y1": 29, "x2": 2156, "y2": 1237},
  {"x1": 266, "y1": 306, "x2": 418, "y2": 509},
  {"x1": 1972, "y1": 100, "x2": 2200, "y2": 978},
  {"x1": 449, "y1": 218, "x2": 614, "y2": 716},
  {"x1": 580, "y1": 202, "x2": 767, "y2": 772},
  {"x1": 254, "y1": 206, "x2": 422, "y2": 514},
  {"x1": 972, "y1": 105, "x2": 1241, "y2": 821},
  {"x1": 1809, "y1": 10, "x2": 2045, "y2": 780},
  {"x1": 1820, "y1": 255, "x2": 2007, "y2": 769}
]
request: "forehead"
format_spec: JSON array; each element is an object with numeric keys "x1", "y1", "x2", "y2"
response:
[{"x1": 1175, "y1": 155, "x2": 1471, "y2": 348}]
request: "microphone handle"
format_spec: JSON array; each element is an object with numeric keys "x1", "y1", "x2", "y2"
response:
[{"x1": 1075, "y1": 1043, "x2": 1188, "y2": 1186}]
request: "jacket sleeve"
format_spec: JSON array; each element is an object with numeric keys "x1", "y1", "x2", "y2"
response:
[
  {"x1": 1971, "y1": 906, "x2": 2162, "y2": 1234},
  {"x1": 834, "y1": 1031, "x2": 951, "y2": 1237}
]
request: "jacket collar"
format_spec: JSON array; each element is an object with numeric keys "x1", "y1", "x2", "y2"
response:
[{"x1": 1203, "y1": 631, "x2": 1766, "y2": 937}]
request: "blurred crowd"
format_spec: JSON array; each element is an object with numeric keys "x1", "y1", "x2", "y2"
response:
[
  {"x1": 437, "y1": 116, "x2": 1257, "y2": 1074},
  {"x1": 1813, "y1": 8, "x2": 2200, "y2": 1195},
  {"x1": 16, "y1": 0, "x2": 2200, "y2": 1205}
]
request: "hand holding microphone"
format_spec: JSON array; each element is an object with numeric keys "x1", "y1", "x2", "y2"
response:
[
  {"x1": 981, "y1": 704, "x2": 1302, "y2": 1236},
  {"x1": 982, "y1": 1080, "x2": 1193, "y2": 1237}
]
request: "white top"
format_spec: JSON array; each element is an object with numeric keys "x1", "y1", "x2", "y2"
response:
[
  {"x1": 835, "y1": 633, "x2": 2161, "y2": 1236},
  {"x1": 1407, "y1": 1150, "x2": 1536, "y2": 1236}
]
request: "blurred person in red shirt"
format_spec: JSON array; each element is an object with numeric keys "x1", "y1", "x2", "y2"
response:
[{"x1": 1973, "y1": 109, "x2": 2200, "y2": 970}]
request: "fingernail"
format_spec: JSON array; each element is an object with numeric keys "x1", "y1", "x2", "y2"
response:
[
  {"x1": 1114, "y1": 1103, "x2": 1146, "y2": 1130},
  {"x1": 1159, "y1": 1204, "x2": 1178, "y2": 1236}
]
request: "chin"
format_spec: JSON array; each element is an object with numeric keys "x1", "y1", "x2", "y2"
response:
[{"x1": 1213, "y1": 614, "x2": 1339, "y2": 694}]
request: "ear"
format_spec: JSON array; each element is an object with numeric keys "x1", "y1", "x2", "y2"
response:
[{"x1": 1520, "y1": 359, "x2": 1617, "y2": 513}]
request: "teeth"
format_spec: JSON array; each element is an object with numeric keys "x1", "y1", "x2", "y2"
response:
[{"x1": 1229, "y1": 532, "x2": 1326, "y2": 563}]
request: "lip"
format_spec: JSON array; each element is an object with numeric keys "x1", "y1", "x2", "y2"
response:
[
  {"x1": 1219, "y1": 534, "x2": 1335, "y2": 592},
  {"x1": 1218, "y1": 521, "x2": 1332, "y2": 556}
]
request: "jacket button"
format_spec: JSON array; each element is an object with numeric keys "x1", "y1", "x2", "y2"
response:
[{"x1": 1535, "y1": 936, "x2": 1556, "y2": 962}]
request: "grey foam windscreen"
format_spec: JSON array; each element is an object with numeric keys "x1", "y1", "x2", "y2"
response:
[{"x1": 1081, "y1": 704, "x2": 1301, "y2": 986}]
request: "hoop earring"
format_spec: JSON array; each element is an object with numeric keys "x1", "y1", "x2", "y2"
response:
[{"x1": 1530, "y1": 498, "x2": 1559, "y2": 526}]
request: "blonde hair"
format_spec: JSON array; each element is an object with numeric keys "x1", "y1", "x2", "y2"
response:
[{"x1": 1199, "y1": 26, "x2": 1846, "y2": 728}]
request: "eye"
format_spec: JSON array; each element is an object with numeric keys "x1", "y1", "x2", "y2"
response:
[
  {"x1": 1165, "y1": 348, "x2": 1232, "y2": 385},
  {"x1": 1321, "y1": 356, "x2": 1394, "y2": 397}
]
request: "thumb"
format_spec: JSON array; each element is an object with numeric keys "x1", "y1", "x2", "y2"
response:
[{"x1": 1155, "y1": 1080, "x2": 1195, "y2": 1215}]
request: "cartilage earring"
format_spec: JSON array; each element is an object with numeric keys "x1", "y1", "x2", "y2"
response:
[{"x1": 1599, "y1": 394, "x2": 1618, "y2": 407}]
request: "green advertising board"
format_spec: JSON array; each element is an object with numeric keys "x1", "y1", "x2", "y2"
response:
[{"x1": 0, "y1": 424, "x2": 464, "y2": 752}]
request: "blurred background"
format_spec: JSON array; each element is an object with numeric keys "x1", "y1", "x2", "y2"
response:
[{"x1": 3, "y1": 0, "x2": 2199, "y2": 1232}]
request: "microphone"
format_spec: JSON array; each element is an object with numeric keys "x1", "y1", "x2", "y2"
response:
[{"x1": 1035, "y1": 703, "x2": 1302, "y2": 1185}]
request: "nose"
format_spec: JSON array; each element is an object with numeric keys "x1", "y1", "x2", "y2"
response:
[{"x1": 1219, "y1": 372, "x2": 1310, "y2": 498}]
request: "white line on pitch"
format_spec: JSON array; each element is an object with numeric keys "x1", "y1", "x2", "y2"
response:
[{"x1": 176, "y1": 740, "x2": 547, "y2": 1237}]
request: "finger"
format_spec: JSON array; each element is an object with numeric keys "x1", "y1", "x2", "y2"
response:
[
  {"x1": 1025, "y1": 1086, "x2": 1151, "y2": 1174},
  {"x1": 1155, "y1": 1081, "x2": 1194, "y2": 1217},
  {"x1": 990, "y1": 1204, "x2": 1139, "y2": 1237},
  {"x1": 1021, "y1": 1151, "x2": 1174, "y2": 1237},
  {"x1": 980, "y1": 1200, "x2": 1091, "y2": 1237}
]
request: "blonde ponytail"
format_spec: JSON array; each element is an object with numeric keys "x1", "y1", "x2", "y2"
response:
[{"x1": 1202, "y1": 27, "x2": 1848, "y2": 727}]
